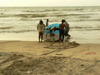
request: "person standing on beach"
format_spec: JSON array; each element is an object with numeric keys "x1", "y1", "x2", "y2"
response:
[
  {"x1": 59, "y1": 19, "x2": 67, "y2": 42},
  {"x1": 46, "y1": 19, "x2": 49, "y2": 27},
  {"x1": 37, "y1": 20, "x2": 45, "y2": 42},
  {"x1": 46, "y1": 19, "x2": 49, "y2": 39},
  {"x1": 64, "y1": 19, "x2": 70, "y2": 39}
]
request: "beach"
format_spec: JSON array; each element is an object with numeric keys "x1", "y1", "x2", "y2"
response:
[
  {"x1": 0, "y1": 41, "x2": 100, "y2": 75},
  {"x1": 0, "y1": 6, "x2": 100, "y2": 75}
]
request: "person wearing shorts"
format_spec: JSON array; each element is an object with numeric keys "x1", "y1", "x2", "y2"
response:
[{"x1": 37, "y1": 20, "x2": 45, "y2": 42}]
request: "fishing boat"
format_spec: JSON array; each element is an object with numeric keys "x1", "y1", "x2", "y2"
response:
[{"x1": 43, "y1": 23, "x2": 60, "y2": 41}]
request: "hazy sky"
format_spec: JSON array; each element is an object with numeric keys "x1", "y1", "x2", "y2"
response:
[{"x1": 0, "y1": 0, "x2": 100, "y2": 7}]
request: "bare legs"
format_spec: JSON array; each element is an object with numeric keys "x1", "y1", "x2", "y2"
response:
[{"x1": 39, "y1": 32, "x2": 43, "y2": 43}]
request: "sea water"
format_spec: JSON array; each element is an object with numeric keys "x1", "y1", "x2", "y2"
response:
[{"x1": 0, "y1": 6, "x2": 100, "y2": 44}]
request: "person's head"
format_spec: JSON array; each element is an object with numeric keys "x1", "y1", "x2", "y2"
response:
[
  {"x1": 39, "y1": 20, "x2": 43, "y2": 24},
  {"x1": 47, "y1": 19, "x2": 49, "y2": 22},
  {"x1": 63, "y1": 19, "x2": 67, "y2": 22},
  {"x1": 62, "y1": 19, "x2": 65, "y2": 23}
]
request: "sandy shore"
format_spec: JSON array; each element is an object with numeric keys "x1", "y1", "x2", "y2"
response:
[{"x1": 0, "y1": 41, "x2": 100, "y2": 75}]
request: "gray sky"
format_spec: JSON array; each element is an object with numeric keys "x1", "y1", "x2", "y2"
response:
[{"x1": 0, "y1": 0, "x2": 100, "y2": 7}]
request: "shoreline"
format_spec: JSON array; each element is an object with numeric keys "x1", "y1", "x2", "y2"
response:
[
  {"x1": 0, "y1": 31, "x2": 100, "y2": 44},
  {"x1": 0, "y1": 39, "x2": 100, "y2": 44}
]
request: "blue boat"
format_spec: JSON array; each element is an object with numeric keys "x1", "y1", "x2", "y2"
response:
[
  {"x1": 45, "y1": 23, "x2": 59, "y2": 34},
  {"x1": 44, "y1": 23, "x2": 60, "y2": 41}
]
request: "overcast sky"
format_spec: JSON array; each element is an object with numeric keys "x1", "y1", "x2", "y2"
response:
[{"x1": 0, "y1": 0, "x2": 100, "y2": 7}]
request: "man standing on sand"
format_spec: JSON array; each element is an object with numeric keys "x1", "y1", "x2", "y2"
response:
[
  {"x1": 59, "y1": 19, "x2": 67, "y2": 42},
  {"x1": 64, "y1": 19, "x2": 70, "y2": 39},
  {"x1": 37, "y1": 20, "x2": 45, "y2": 43}
]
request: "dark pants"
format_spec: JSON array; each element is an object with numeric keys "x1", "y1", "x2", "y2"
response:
[
  {"x1": 65, "y1": 30, "x2": 69, "y2": 36},
  {"x1": 59, "y1": 29, "x2": 64, "y2": 41}
]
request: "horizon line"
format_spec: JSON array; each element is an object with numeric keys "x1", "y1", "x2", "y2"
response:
[{"x1": 0, "y1": 5, "x2": 100, "y2": 7}]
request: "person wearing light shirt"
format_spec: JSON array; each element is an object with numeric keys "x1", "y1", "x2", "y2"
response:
[{"x1": 37, "y1": 20, "x2": 45, "y2": 42}]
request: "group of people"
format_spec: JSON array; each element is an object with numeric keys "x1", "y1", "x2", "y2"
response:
[
  {"x1": 37, "y1": 19, "x2": 70, "y2": 43},
  {"x1": 59, "y1": 19, "x2": 70, "y2": 42}
]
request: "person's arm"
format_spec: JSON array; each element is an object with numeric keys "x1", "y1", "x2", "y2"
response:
[
  {"x1": 37, "y1": 24, "x2": 40, "y2": 31},
  {"x1": 59, "y1": 24, "x2": 61, "y2": 33},
  {"x1": 46, "y1": 22, "x2": 48, "y2": 26},
  {"x1": 59, "y1": 24, "x2": 61, "y2": 29},
  {"x1": 65, "y1": 24, "x2": 67, "y2": 31},
  {"x1": 43, "y1": 24, "x2": 45, "y2": 31},
  {"x1": 44, "y1": 24, "x2": 46, "y2": 28},
  {"x1": 43, "y1": 24, "x2": 45, "y2": 29}
]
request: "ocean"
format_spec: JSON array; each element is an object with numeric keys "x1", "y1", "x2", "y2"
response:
[{"x1": 0, "y1": 6, "x2": 100, "y2": 44}]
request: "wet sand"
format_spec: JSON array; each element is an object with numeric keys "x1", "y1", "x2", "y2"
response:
[{"x1": 0, "y1": 41, "x2": 100, "y2": 75}]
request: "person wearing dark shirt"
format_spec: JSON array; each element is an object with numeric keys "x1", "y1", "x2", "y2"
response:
[
  {"x1": 46, "y1": 19, "x2": 49, "y2": 39},
  {"x1": 59, "y1": 19, "x2": 67, "y2": 42},
  {"x1": 46, "y1": 19, "x2": 49, "y2": 27},
  {"x1": 64, "y1": 20, "x2": 70, "y2": 39}
]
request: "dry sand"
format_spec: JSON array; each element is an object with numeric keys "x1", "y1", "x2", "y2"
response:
[{"x1": 0, "y1": 41, "x2": 100, "y2": 75}]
